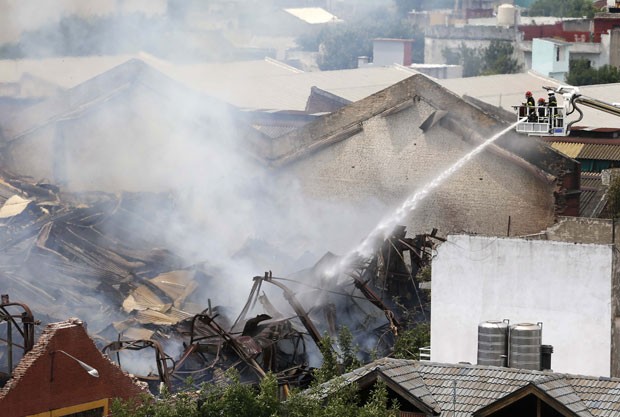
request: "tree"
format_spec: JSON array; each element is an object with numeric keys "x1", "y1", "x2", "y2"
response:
[
  {"x1": 481, "y1": 40, "x2": 522, "y2": 75},
  {"x1": 314, "y1": 333, "x2": 340, "y2": 384},
  {"x1": 443, "y1": 41, "x2": 521, "y2": 77},
  {"x1": 297, "y1": 8, "x2": 424, "y2": 70},
  {"x1": 566, "y1": 59, "x2": 620, "y2": 86},
  {"x1": 443, "y1": 43, "x2": 483, "y2": 77},
  {"x1": 528, "y1": 0, "x2": 596, "y2": 18},
  {"x1": 111, "y1": 372, "x2": 400, "y2": 417},
  {"x1": 392, "y1": 322, "x2": 430, "y2": 360}
]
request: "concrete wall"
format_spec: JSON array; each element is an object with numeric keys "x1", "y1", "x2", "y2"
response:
[
  {"x1": 610, "y1": 29, "x2": 620, "y2": 68},
  {"x1": 424, "y1": 26, "x2": 518, "y2": 65},
  {"x1": 431, "y1": 235, "x2": 614, "y2": 377},
  {"x1": 282, "y1": 102, "x2": 556, "y2": 238},
  {"x1": 532, "y1": 39, "x2": 569, "y2": 82},
  {"x1": 410, "y1": 65, "x2": 463, "y2": 79},
  {"x1": 538, "y1": 216, "x2": 620, "y2": 244},
  {"x1": 374, "y1": 40, "x2": 408, "y2": 66}
]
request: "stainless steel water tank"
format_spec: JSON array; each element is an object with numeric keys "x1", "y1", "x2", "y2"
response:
[
  {"x1": 509, "y1": 323, "x2": 542, "y2": 370},
  {"x1": 477, "y1": 320, "x2": 508, "y2": 367}
]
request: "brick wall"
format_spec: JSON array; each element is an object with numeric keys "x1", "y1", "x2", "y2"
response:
[
  {"x1": 0, "y1": 320, "x2": 147, "y2": 417},
  {"x1": 283, "y1": 102, "x2": 556, "y2": 238}
]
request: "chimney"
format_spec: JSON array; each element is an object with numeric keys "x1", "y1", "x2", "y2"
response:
[{"x1": 357, "y1": 56, "x2": 369, "y2": 68}]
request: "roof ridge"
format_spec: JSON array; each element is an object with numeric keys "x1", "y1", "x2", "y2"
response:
[{"x1": 0, "y1": 319, "x2": 81, "y2": 399}]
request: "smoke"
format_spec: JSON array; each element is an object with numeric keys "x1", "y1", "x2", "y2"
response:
[
  {"x1": 0, "y1": 2, "x2": 389, "y2": 325},
  {"x1": 326, "y1": 120, "x2": 524, "y2": 279}
]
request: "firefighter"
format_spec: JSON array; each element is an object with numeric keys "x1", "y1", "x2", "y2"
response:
[
  {"x1": 524, "y1": 91, "x2": 536, "y2": 121},
  {"x1": 548, "y1": 92, "x2": 561, "y2": 129},
  {"x1": 548, "y1": 91, "x2": 558, "y2": 108},
  {"x1": 537, "y1": 97, "x2": 547, "y2": 120}
]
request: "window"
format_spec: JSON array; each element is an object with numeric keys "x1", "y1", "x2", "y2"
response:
[
  {"x1": 28, "y1": 399, "x2": 108, "y2": 417},
  {"x1": 61, "y1": 408, "x2": 103, "y2": 417}
]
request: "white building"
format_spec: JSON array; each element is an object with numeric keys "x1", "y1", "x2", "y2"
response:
[
  {"x1": 431, "y1": 234, "x2": 619, "y2": 377},
  {"x1": 531, "y1": 38, "x2": 570, "y2": 82}
]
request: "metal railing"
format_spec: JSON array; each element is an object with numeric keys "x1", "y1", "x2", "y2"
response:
[{"x1": 419, "y1": 346, "x2": 431, "y2": 361}]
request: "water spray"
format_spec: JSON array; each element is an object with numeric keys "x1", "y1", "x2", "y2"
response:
[{"x1": 326, "y1": 119, "x2": 525, "y2": 279}]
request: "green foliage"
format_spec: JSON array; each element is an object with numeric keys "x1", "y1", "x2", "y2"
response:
[
  {"x1": 314, "y1": 327, "x2": 363, "y2": 384},
  {"x1": 528, "y1": 0, "x2": 596, "y2": 18},
  {"x1": 338, "y1": 326, "x2": 362, "y2": 373},
  {"x1": 358, "y1": 381, "x2": 399, "y2": 417},
  {"x1": 415, "y1": 265, "x2": 431, "y2": 283},
  {"x1": 195, "y1": 369, "x2": 278, "y2": 417},
  {"x1": 111, "y1": 329, "x2": 422, "y2": 416},
  {"x1": 296, "y1": 9, "x2": 423, "y2": 70},
  {"x1": 392, "y1": 322, "x2": 430, "y2": 360},
  {"x1": 112, "y1": 375, "x2": 399, "y2": 417},
  {"x1": 443, "y1": 41, "x2": 521, "y2": 77},
  {"x1": 481, "y1": 40, "x2": 522, "y2": 75},
  {"x1": 443, "y1": 43, "x2": 483, "y2": 77},
  {"x1": 314, "y1": 333, "x2": 340, "y2": 384},
  {"x1": 110, "y1": 391, "x2": 197, "y2": 417},
  {"x1": 317, "y1": 25, "x2": 372, "y2": 71},
  {"x1": 566, "y1": 59, "x2": 620, "y2": 86}
]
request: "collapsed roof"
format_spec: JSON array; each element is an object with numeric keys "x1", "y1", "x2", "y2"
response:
[{"x1": 0, "y1": 169, "x2": 435, "y2": 393}]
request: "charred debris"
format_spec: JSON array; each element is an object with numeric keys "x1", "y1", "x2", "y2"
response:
[{"x1": 0, "y1": 171, "x2": 437, "y2": 394}]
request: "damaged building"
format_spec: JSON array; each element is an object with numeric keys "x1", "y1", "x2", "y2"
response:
[
  {"x1": 0, "y1": 167, "x2": 438, "y2": 393},
  {"x1": 0, "y1": 55, "x2": 589, "y2": 395}
]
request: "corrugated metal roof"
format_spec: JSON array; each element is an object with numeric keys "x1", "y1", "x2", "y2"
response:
[
  {"x1": 579, "y1": 144, "x2": 620, "y2": 160},
  {"x1": 0, "y1": 195, "x2": 31, "y2": 219},
  {"x1": 331, "y1": 359, "x2": 620, "y2": 417},
  {"x1": 551, "y1": 142, "x2": 584, "y2": 158},
  {"x1": 550, "y1": 142, "x2": 620, "y2": 161},
  {"x1": 0, "y1": 54, "x2": 416, "y2": 111},
  {"x1": 175, "y1": 64, "x2": 416, "y2": 111},
  {"x1": 0, "y1": 55, "x2": 134, "y2": 89},
  {"x1": 580, "y1": 172, "x2": 607, "y2": 218}
]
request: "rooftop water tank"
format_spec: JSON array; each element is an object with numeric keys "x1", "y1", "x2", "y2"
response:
[
  {"x1": 477, "y1": 320, "x2": 508, "y2": 367},
  {"x1": 497, "y1": 4, "x2": 516, "y2": 27},
  {"x1": 509, "y1": 322, "x2": 542, "y2": 370}
]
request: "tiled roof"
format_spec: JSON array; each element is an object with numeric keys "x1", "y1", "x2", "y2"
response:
[
  {"x1": 533, "y1": 375, "x2": 594, "y2": 417},
  {"x1": 332, "y1": 359, "x2": 620, "y2": 417},
  {"x1": 568, "y1": 376, "x2": 620, "y2": 417}
]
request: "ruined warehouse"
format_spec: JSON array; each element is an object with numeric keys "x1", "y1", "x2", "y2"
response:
[{"x1": 0, "y1": 57, "x2": 585, "y2": 394}]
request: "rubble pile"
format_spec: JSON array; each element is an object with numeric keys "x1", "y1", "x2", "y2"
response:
[{"x1": 0, "y1": 170, "x2": 433, "y2": 393}]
